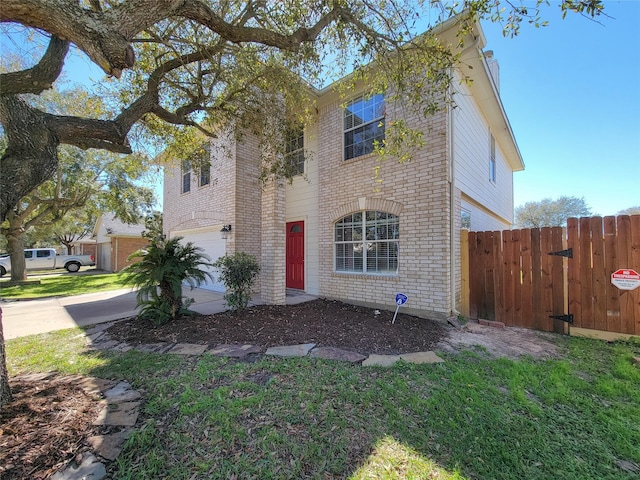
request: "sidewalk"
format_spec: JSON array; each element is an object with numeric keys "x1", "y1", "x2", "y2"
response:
[{"x1": 1, "y1": 288, "x2": 317, "y2": 340}]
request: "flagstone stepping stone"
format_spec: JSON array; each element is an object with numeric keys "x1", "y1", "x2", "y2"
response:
[
  {"x1": 309, "y1": 346, "x2": 367, "y2": 363},
  {"x1": 103, "y1": 381, "x2": 142, "y2": 402},
  {"x1": 110, "y1": 342, "x2": 133, "y2": 352},
  {"x1": 88, "y1": 429, "x2": 134, "y2": 461},
  {"x1": 400, "y1": 351, "x2": 445, "y2": 364},
  {"x1": 93, "y1": 339, "x2": 122, "y2": 350},
  {"x1": 265, "y1": 343, "x2": 316, "y2": 357},
  {"x1": 208, "y1": 344, "x2": 262, "y2": 357},
  {"x1": 51, "y1": 452, "x2": 106, "y2": 480},
  {"x1": 84, "y1": 323, "x2": 115, "y2": 336},
  {"x1": 166, "y1": 343, "x2": 208, "y2": 355},
  {"x1": 362, "y1": 354, "x2": 401, "y2": 367},
  {"x1": 93, "y1": 401, "x2": 140, "y2": 427},
  {"x1": 87, "y1": 331, "x2": 108, "y2": 343},
  {"x1": 74, "y1": 377, "x2": 118, "y2": 396},
  {"x1": 14, "y1": 371, "x2": 57, "y2": 382},
  {"x1": 133, "y1": 342, "x2": 174, "y2": 354}
]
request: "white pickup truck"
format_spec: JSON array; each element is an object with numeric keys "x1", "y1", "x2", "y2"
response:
[{"x1": 0, "y1": 248, "x2": 95, "y2": 276}]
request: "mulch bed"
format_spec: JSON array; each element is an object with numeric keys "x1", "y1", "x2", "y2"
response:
[
  {"x1": 107, "y1": 298, "x2": 450, "y2": 355},
  {"x1": 0, "y1": 378, "x2": 102, "y2": 480}
]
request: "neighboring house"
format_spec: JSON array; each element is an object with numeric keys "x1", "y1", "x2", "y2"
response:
[
  {"x1": 69, "y1": 238, "x2": 97, "y2": 258},
  {"x1": 162, "y1": 18, "x2": 524, "y2": 320},
  {"x1": 93, "y1": 214, "x2": 148, "y2": 272}
]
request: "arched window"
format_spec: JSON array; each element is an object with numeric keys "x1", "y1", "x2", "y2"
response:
[{"x1": 334, "y1": 211, "x2": 398, "y2": 274}]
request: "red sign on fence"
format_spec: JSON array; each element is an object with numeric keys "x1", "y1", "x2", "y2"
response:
[{"x1": 611, "y1": 269, "x2": 640, "y2": 291}]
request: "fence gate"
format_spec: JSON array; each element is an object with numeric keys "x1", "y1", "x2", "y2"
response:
[{"x1": 463, "y1": 215, "x2": 640, "y2": 335}]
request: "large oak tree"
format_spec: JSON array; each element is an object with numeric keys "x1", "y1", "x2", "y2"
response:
[{"x1": 0, "y1": 0, "x2": 604, "y2": 408}]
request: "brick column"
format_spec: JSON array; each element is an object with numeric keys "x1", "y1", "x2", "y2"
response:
[{"x1": 260, "y1": 177, "x2": 286, "y2": 305}]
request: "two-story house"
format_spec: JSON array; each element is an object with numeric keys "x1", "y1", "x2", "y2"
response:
[{"x1": 163, "y1": 18, "x2": 524, "y2": 320}]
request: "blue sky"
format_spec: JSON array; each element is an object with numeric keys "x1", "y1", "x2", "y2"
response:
[{"x1": 480, "y1": 0, "x2": 640, "y2": 216}]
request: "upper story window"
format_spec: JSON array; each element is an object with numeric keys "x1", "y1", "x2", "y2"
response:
[
  {"x1": 344, "y1": 94, "x2": 385, "y2": 161},
  {"x1": 334, "y1": 210, "x2": 398, "y2": 274},
  {"x1": 489, "y1": 133, "x2": 496, "y2": 183},
  {"x1": 198, "y1": 143, "x2": 211, "y2": 187},
  {"x1": 285, "y1": 129, "x2": 305, "y2": 176},
  {"x1": 181, "y1": 159, "x2": 191, "y2": 193}
]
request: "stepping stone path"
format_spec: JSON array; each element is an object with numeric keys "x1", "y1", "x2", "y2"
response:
[
  {"x1": 35, "y1": 323, "x2": 446, "y2": 478},
  {"x1": 12, "y1": 373, "x2": 142, "y2": 480}
]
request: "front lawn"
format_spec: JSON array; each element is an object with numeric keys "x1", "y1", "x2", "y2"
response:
[
  {"x1": 6, "y1": 329, "x2": 640, "y2": 479},
  {"x1": 0, "y1": 272, "x2": 131, "y2": 299}
]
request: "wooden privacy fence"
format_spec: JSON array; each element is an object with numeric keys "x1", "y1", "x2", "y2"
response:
[{"x1": 462, "y1": 215, "x2": 640, "y2": 335}]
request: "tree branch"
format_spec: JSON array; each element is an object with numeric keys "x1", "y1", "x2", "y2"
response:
[{"x1": 0, "y1": 36, "x2": 69, "y2": 95}]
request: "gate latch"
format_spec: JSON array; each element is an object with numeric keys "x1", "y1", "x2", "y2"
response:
[{"x1": 549, "y1": 314, "x2": 574, "y2": 325}]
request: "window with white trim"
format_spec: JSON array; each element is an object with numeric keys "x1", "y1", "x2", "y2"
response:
[
  {"x1": 343, "y1": 94, "x2": 385, "y2": 160},
  {"x1": 489, "y1": 133, "x2": 496, "y2": 183},
  {"x1": 181, "y1": 159, "x2": 191, "y2": 193},
  {"x1": 335, "y1": 211, "x2": 398, "y2": 274},
  {"x1": 285, "y1": 129, "x2": 304, "y2": 176}
]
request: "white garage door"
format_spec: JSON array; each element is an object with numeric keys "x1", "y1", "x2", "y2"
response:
[{"x1": 176, "y1": 229, "x2": 226, "y2": 292}]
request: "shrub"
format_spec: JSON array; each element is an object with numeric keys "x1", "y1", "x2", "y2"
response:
[
  {"x1": 213, "y1": 252, "x2": 260, "y2": 311},
  {"x1": 123, "y1": 236, "x2": 214, "y2": 324}
]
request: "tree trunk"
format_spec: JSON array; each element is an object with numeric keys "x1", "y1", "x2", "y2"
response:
[
  {"x1": 6, "y1": 227, "x2": 27, "y2": 282},
  {"x1": 0, "y1": 310, "x2": 13, "y2": 409}
]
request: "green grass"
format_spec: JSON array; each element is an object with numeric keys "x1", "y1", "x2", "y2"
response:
[
  {"x1": 0, "y1": 271, "x2": 131, "y2": 299},
  {"x1": 6, "y1": 331, "x2": 640, "y2": 479}
]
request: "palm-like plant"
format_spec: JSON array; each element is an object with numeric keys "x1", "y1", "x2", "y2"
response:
[{"x1": 123, "y1": 236, "x2": 214, "y2": 324}]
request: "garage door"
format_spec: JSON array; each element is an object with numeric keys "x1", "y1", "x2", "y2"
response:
[{"x1": 175, "y1": 229, "x2": 226, "y2": 292}]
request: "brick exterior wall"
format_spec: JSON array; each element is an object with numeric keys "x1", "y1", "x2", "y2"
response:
[
  {"x1": 163, "y1": 134, "x2": 235, "y2": 234},
  {"x1": 233, "y1": 134, "x2": 265, "y2": 293},
  {"x1": 110, "y1": 237, "x2": 148, "y2": 273},
  {"x1": 317, "y1": 97, "x2": 452, "y2": 320},
  {"x1": 163, "y1": 89, "x2": 513, "y2": 320}
]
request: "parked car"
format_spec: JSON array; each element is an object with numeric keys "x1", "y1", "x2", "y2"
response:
[{"x1": 0, "y1": 248, "x2": 95, "y2": 276}]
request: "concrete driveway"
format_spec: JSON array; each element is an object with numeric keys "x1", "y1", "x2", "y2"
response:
[{"x1": 1, "y1": 287, "x2": 227, "y2": 340}]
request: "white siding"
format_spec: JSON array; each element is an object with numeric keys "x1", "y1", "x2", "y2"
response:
[
  {"x1": 453, "y1": 76, "x2": 514, "y2": 228},
  {"x1": 285, "y1": 123, "x2": 320, "y2": 295},
  {"x1": 461, "y1": 197, "x2": 510, "y2": 232},
  {"x1": 97, "y1": 242, "x2": 111, "y2": 272}
]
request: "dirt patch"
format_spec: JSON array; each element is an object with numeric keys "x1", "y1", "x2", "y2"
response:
[{"x1": 438, "y1": 321, "x2": 562, "y2": 359}]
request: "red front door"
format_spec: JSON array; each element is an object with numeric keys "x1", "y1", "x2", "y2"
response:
[{"x1": 286, "y1": 221, "x2": 304, "y2": 290}]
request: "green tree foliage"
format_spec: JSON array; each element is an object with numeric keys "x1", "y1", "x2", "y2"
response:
[
  {"x1": 0, "y1": 86, "x2": 154, "y2": 280},
  {"x1": 124, "y1": 236, "x2": 214, "y2": 324},
  {"x1": 30, "y1": 206, "x2": 96, "y2": 255},
  {"x1": 0, "y1": 0, "x2": 605, "y2": 221},
  {"x1": 141, "y1": 211, "x2": 164, "y2": 243},
  {"x1": 515, "y1": 196, "x2": 592, "y2": 228},
  {"x1": 213, "y1": 252, "x2": 261, "y2": 311},
  {"x1": 617, "y1": 206, "x2": 640, "y2": 216}
]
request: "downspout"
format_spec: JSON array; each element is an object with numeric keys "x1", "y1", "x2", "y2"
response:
[
  {"x1": 448, "y1": 75, "x2": 460, "y2": 318},
  {"x1": 114, "y1": 237, "x2": 118, "y2": 272},
  {"x1": 449, "y1": 34, "x2": 481, "y2": 317}
]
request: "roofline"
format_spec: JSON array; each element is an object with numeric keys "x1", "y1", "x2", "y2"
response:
[{"x1": 310, "y1": 15, "x2": 524, "y2": 171}]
